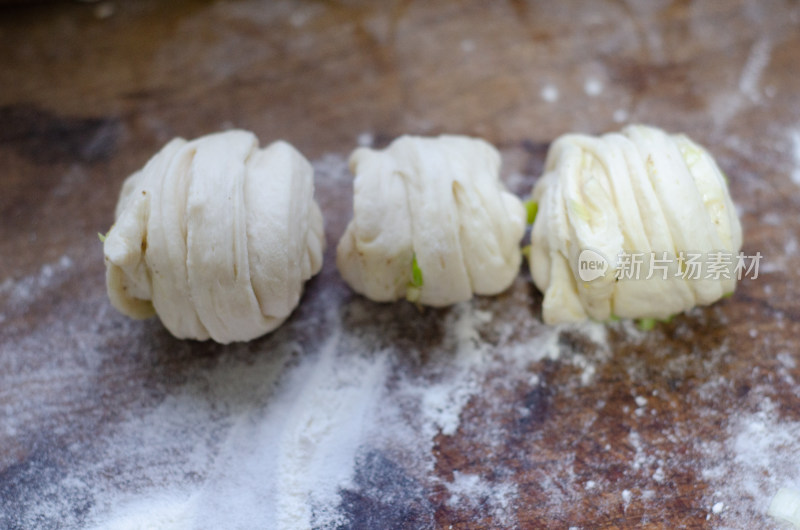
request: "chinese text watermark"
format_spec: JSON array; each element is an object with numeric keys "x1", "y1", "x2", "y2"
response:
[{"x1": 577, "y1": 250, "x2": 762, "y2": 282}]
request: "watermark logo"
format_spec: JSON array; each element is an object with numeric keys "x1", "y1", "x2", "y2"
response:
[
  {"x1": 576, "y1": 249, "x2": 763, "y2": 281},
  {"x1": 578, "y1": 249, "x2": 610, "y2": 282}
]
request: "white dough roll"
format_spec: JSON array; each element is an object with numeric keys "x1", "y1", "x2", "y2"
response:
[
  {"x1": 529, "y1": 124, "x2": 742, "y2": 324},
  {"x1": 337, "y1": 135, "x2": 526, "y2": 307},
  {"x1": 103, "y1": 130, "x2": 324, "y2": 343}
]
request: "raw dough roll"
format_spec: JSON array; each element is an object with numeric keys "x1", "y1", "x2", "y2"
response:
[
  {"x1": 529, "y1": 124, "x2": 742, "y2": 324},
  {"x1": 337, "y1": 134, "x2": 526, "y2": 307},
  {"x1": 103, "y1": 130, "x2": 325, "y2": 343}
]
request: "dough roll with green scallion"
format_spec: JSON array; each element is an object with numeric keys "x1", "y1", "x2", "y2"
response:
[
  {"x1": 337, "y1": 135, "x2": 527, "y2": 306},
  {"x1": 528, "y1": 124, "x2": 742, "y2": 324}
]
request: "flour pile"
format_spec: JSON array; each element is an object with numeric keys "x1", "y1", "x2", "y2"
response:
[{"x1": 0, "y1": 154, "x2": 611, "y2": 529}]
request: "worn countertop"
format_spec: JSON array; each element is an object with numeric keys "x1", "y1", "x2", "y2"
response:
[{"x1": 2, "y1": 1, "x2": 800, "y2": 528}]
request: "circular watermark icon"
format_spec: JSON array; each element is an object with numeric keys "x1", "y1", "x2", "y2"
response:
[{"x1": 577, "y1": 249, "x2": 610, "y2": 282}]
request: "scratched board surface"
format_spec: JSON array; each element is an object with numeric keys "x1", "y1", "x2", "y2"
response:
[{"x1": 1, "y1": 1, "x2": 800, "y2": 528}]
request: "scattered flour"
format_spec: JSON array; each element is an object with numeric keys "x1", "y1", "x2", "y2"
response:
[
  {"x1": 419, "y1": 306, "x2": 492, "y2": 437},
  {"x1": 699, "y1": 398, "x2": 800, "y2": 527},
  {"x1": 762, "y1": 211, "x2": 782, "y2": 226},
  {"x1": 289, "y1": 10, "x2": 312, "y2": 28},
  {"x1": 790, "y1": 129, "x2": 800, "y2": 186},
  {"x1": 540, "y1": 83, "x2": 559, "y2": 103},
  {"x1": 612, "y1": 108, "x2": 629, "y2": 123},
  {"x1": 1, "y1": 154, "x2": 621, "y2": 529},
  {"x1": 583, "y1": 78, "x2": 603, "y2": 97},
  {"x1": 356, "y1": 132, "x2": 374, "y2": 147},
  {"x1": 622, "y1": 489, "x2": 632, "y2": 504},
  {"x1": 75, "y1": 298, "x2": 548, "y2": 529},
  {"x1": 445, "y1": 471, "x2": 517, "y2": 526},
  {"x1": 3, "y1": 142, "x2": 795, "y2": 529},
  {"x1": 311, "y1": 152, "x2": 351, "y2": 183},
  {"x1": 99, "y1": 495, "x2": 196, "y2": 530},
  {"x1": 0, "y1": 255, "x2": 73, "y2": 313},
  {"x1": 738, "y1": 38, "x2": 772, "y2": 103}
]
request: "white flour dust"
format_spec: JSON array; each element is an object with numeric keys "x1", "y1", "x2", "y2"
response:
[
  {"x1": 540, "y1": 83, "x2": 559, "y2": 103},
  {"x1": 790, "y1": 128, "x2": 800, "y2": 187},
  {"x1": 81, "y1": 301, "x2": 606, "y2": 530},
  {"x1": 583, "y1": 78, "x2": 603, "y2": 97},
  {"x1": 699, "y1": 398, "x2": 800, "y2": 528},
  {"x1": 445, "y1": 471, "x2": 518, "y2": 527},
  {"x1": 0, "y1": 255, "x2": 73, "y2": 316},
  {"x1": 738, "y1": 38, "x2": 772, "y2": 103},
  {"x1": 3, "y1": 143, "x2": 796, "y2": 529},
  {"x1": 0, "y1": 153, "x2": 614, "y2": 530}
]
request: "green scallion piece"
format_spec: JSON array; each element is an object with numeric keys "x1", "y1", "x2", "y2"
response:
[
  {"x1": 525, "y1": 200, "x2": 539, "y2": 225},
  {"x1": 638, "y1": 318, "x2": 656, "y2": 331},
  {"x1": 410, "y1": 253, "x2": 423, "y2": 288}
]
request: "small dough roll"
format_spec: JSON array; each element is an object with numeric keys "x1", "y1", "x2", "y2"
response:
[
  {"x1": 103, "y1": 130, "x2": 324, "y2": 343},
  {"x1": 529, "y1": 124, "x2": 743, "y2": 324},
  {"x1": 337, "y1": 134, "x2": 526, "y2": 306}
]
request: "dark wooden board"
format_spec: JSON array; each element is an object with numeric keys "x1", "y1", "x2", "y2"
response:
[{"x1": 2, "y1": 1, "x2": 800, "y2": 528}]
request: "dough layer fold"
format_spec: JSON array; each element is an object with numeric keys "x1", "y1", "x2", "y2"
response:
[
  {"x1": 104, "y1": 130, "x2": 324, "y2": 343},
  {"x1": 529, "y1": 124, "x2": 742, "y2": 324},
  {"x1": 337, "y1": 135, "x2": 526, "y2": 306}
]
